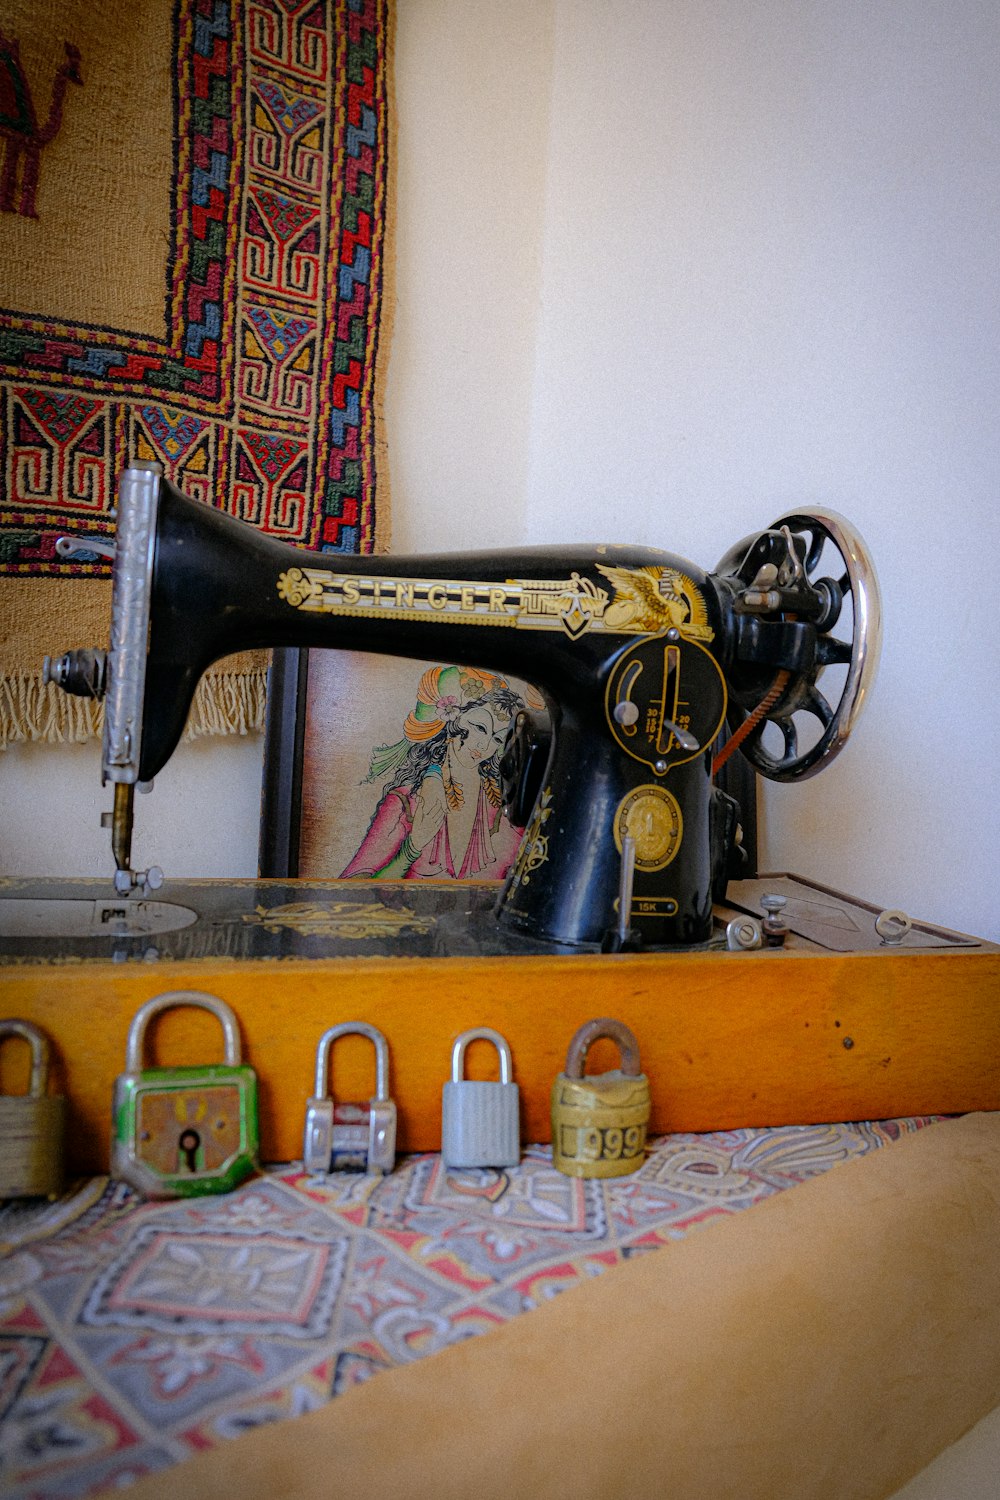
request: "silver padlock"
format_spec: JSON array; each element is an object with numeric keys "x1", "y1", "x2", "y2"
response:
[
  {"x1": 0, "y1": 1020, "x2": 66, "y2": 1199},
  {"x1": 442, "y1": 1028, "x2": 520, "y2": 1169},
  {"x1": 304, "y1": 1023, "x2": 396, "y2": 1175}
]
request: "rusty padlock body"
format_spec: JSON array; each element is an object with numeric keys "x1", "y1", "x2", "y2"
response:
[
  {"x1": 112, "y1": 990, "x2": 259, "y2": 1199},
  {"x1": 303, "y1": 1022, "x2": 396, "y2": 1175},
  {"x1": 551, "y1": 1018, "x2": 650, "y2": 1179},
  {"x1": 0, "y1": 1020, "x2": 66, "y2": 1198}
]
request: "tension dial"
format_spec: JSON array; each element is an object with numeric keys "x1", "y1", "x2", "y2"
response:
[{"x1": 605, "y1": 634, "x2": 727, "y2": 774}]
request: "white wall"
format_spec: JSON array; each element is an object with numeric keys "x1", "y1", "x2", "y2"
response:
[
  {"x1": 387, "y1": 0, "x2": 554, "y2": 551},
  {"x1": 525, "y1": 0, "x2": 1000, "y2": 939},
  {"x1": 0, "y1": 736, "x2": 263, "y2": 881},
  {"x1": 3, "y1": 0, "x2": 998, "y2": 942}
]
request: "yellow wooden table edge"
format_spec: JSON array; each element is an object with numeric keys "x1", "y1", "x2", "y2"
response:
[{"x1": 2, "y1": 942, "x2": 997, "y2": 1173}]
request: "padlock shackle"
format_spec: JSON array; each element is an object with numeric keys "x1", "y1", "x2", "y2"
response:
[
  {"x1": 564, "y1": 1018, "x2": 642, "y2": 1079},
  {"x1": 450, "y1": 1027, "x2": 513, "y2": 1085},
  {"x1": 0, "y1": 1019, "x2": 51, "y2": 1097},
  {"x1": 313, "y1": 1022, "x2": 390, "y2": 1102},
  {"x1": 125, "y1": 990, "x2": 242, "y2": 1074}
]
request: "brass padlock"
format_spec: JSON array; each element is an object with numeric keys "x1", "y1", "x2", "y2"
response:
[
  {"x1": 303, "y1": 1022, "x2": 396, "y2": 1175},
  {"x1": 551, "y1": 1018, "x2": 650, "y2": 1179},
  {"x1": 112, "y1": 990, "x2": 259, "y2": 1199},
  {"x1": 0, "y1": 1020, "x2": 66, "y2": 1199}
]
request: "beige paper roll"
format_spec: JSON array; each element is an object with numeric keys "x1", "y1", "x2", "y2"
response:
[{"x1": 130, "y1": 1112, "x2": 1000, "y2": 1500}]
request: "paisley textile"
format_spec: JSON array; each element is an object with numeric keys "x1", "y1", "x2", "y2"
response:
[{"x1": 0, "y1": 1118, "x2": 940, "y2": 1497}]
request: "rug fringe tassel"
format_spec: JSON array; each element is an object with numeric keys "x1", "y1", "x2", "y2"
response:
[{"x1": 0, "y1": 671, "x2": 267, "y2": 750}]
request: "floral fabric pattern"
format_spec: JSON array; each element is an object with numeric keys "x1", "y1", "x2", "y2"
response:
[{"x1": 0, "y1": 1118, "x2": 940, "y2": 1497}]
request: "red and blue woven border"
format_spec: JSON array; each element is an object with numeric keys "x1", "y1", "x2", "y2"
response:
[{"x1": 0, "y1": 0, "x2": 390, "y2": 574}]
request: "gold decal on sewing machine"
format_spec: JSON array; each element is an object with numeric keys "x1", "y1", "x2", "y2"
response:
[
  {"x1": 632, "y1": 896, "x2": 679, "y2": 916},
  {"x1": 613, "y1": 786, "x2": 683, "y2": 873},
  {"x1": 276, "y1": 569, "x2": 323, "y2": 608},
  {"x1": 276, "y1": 567, "x2": 627, "y2": 639},
  {"x1": 596, "y1": 565, "x2": 714, "y2": 640},
  {"x1": 509, "y1": 786, "x2": 554, "y2": 891},
  {"x1": 242, "y1": 901, "x2": 434, "y2": 939}
]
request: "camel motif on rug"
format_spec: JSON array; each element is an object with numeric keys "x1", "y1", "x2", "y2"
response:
[{"x1": 0, "y1": 31, "x2": 83, "y2": 219}]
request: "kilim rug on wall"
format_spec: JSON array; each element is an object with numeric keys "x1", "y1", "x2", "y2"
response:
[{"x1": 0, "y1": 0, "x2": 393, "y2": 747}]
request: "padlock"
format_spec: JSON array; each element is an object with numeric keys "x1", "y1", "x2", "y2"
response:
[
  {"x1": 0, "y1": 1020, "x2": 66, "y2": 1199},
  {"x1": 112, "y1": 990, "x2": 258, "y2": 1198},
  {"x1": 442, "y1": 1028, "x2": 520, "y2": 1169},
  {"x1": 303, "y1": 1022, "x2": 396, "y2": 1174},
  {"x1": 551, "y1": 1018, "x2": 650, "y2": 1179}
]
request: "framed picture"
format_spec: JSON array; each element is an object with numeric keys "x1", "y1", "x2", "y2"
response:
[{"x1": 259, "y1": 649, "x2": 542, "y2": 880}]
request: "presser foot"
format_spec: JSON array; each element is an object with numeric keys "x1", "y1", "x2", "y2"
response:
[
  {"x1": 112, "y1": 866, "x2": 165, "y2": 898},
  {"x1": 102, "y1": 782, "x2": 164, "y2": 898}
]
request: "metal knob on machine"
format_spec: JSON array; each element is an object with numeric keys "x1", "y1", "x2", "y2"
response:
[
  {"x1": 760, "y1": 893, "x2": 789, "y2": 947},
  {"x1": 875, "y1": 910, "x2": 912, "y2": 945},
  {"x1": 42, "y1": 648, "x2": 107, "y2": 699},
  {"x1": 726, "y1": 915, "x2": 763, "y2": 950}
]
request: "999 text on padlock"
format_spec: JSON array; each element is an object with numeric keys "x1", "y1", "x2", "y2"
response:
[
  {"x1": 0, "y1": 1020, "x2": 66, "y2": 1199},
  {"x1": 303, "y1": 1022, "x2": 396, "y2": 1175},
  {"x1": 551, "y1": 1018, "x2": 650, "y2": 1179},
  {"x1": 112, "y1": 990, "x2": 259, "y2": 1198},
  {"x1": 442, "y1": 1028, "x2": 520, "y2": 1169}
]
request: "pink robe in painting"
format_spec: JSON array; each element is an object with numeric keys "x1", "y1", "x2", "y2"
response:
[{"x1": 341, "y1": 783, "x2": 522, "y2": 880}]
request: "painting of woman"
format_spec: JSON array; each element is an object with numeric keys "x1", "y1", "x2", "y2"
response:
[{"x1": 340, "y1": 665, "x2": 528, "y2": 880}]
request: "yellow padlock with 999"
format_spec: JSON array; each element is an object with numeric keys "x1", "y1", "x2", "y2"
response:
[{"x1": 551, "y1": 1018, "x2": 650, "y2": 1179}]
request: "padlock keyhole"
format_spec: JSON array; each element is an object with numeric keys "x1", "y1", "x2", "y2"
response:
[{"x1": 178, "y1": 1128, "x2": 201, "y2": 1173}]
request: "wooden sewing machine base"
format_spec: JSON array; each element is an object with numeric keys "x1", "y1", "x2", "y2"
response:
[{"x1": 0, "y1": 874, "x2": 996, "y2": 1174}]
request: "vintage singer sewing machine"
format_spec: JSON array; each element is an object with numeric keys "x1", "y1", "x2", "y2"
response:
[
  {"x1": 45, "y1": 460, "x2": 881, "y2": 948},
  {"x1": 5, "y1": 461, "x2": 996, "y2": 1169}
]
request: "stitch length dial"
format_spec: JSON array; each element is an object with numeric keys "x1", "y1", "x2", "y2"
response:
[{"x1": 606, "y1": 635, "x2": 727, "y2": 774}]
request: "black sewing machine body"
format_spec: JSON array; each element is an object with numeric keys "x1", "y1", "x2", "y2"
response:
[{"x1": 47, "y1": 463, "x2": 881, "y2": 951}]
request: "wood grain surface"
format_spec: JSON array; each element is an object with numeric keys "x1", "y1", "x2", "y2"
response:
[{"x1": 2, "y1": 944, "x2": 997, "y2": 1173}]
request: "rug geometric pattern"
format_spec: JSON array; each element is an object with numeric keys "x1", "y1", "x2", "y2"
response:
[
  {"x1": 0, "y1": 1118, "x2": 941, "y2": 1497},
  {"x1": 0, "y1": 0, "x2": 391, "y2": 574}
]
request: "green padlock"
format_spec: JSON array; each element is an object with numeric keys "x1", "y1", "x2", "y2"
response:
[{"x1": 112, "y1": 990, "x2": 258, "y2": 1199}]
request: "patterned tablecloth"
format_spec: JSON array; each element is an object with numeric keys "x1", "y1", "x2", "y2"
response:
[{"x1": 0, "y1": 1118, "x2": 940, "y2": 1498}]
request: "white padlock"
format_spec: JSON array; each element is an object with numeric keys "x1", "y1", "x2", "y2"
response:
[{"x1": 441, "y1": 1028, "x2": 520, "y2": 1169}]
